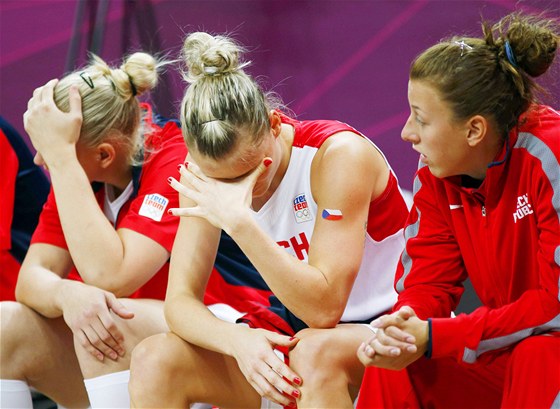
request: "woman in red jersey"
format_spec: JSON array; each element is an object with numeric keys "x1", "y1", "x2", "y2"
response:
[
  {"x1": 0, "y1": 52, "x2": 183, "y2": 408},
  {"x1": 357, "y1": 12, "x2": 560, "y2": 409}
]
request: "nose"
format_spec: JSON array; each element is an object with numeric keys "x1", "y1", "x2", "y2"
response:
[{"x1": 401, "y1": 117, "x2": 419, "y2": 144}]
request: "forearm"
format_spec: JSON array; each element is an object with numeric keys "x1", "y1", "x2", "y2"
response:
[
  {"x1": 227, "y1": 213, "x2": 343, "y2": 327},
  {"x1": 164, "y1": 294, "x2": 246, "y2": 356},
  {"x1": 16, "y1": 266, "x2": 77, "y2": 318},
  {"x1": 431, "y1": 287, "x2": 560, "y2": 363},
  {"x1": 48, "y1": 153, "x2": 125, "y2": 284}
]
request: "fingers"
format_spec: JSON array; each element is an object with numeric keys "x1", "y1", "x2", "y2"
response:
[
  {"x1": 357, "y1": 341, "x2": 376, "y2": 367},
  {"x1": 385, "y1": 325, "x2": 416, "y2": 345},
  {"x1": 105, "y1": 293, "x2": 134, "y2": 320},
  {"x1": 371, "y1": 311, "x2": 406, "y2": 329},
  {"x1": 396, "y1": 305, "x2": 417, "y2": 320},
  {"x1": 68, "y1": 84, "x2": 82, "y2": 114},
  {"x1": 250, "y1": 371, "x2": 296, "y2": 407},
  {"x1": 377, "y1": 327, "x2": 417, "y2": 353},
  {"x1": 79, "y1": 325, "x2": 121, "y2": 361},
  {"x1": 263, "y1": 332, "x2": 302, "y2": 386},
  {"x1": 248, "y1": 157, "x2": 272, "y2": 184},
  {"x1": 75, "y1": 330, "x2": 105, "y2": 362}
]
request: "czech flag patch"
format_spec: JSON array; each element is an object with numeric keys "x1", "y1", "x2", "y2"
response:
[{"x1": 322, "y1": 208, "x2": 343, "y2": 221}]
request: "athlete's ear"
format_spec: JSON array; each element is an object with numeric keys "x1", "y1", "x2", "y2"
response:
[
  {"x1": 97, "y1": 142, "x2": 116, "y2": 169},
  {"x1": 465, "y1": 115, "x2": 487, "y2": 147},
  {"x1": 269, "y1": 110, "x2": 282, "y2": 138}
]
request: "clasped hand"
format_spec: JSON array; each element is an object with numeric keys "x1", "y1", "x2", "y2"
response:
[{"x1": 357, "y1": 306, "x2": 428, "y2": 370}]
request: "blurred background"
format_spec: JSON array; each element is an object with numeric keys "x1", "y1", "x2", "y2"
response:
[{"x1": 2, "y1": 0, "x2": 558, "y2": 191}]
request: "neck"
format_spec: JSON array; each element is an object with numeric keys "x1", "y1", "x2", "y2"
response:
[
  {"x1": 252, "y1": 124, "x2": 294, "y2": 210},
  {"x1": 102, "y1": 158, "x2": 133, "y2": 194},
  {"x1": 467, "y1": 132, "x2": 506, "y2": 180}
]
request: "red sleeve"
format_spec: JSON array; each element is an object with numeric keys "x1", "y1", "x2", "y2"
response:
[
  {"x1": 393, "y1": 165, "x2": 467, "y2": 319},
  {"x1": 116, "y1": 123, "x2": 186, "y2": 252},
  {"x1": 431, "y1": 126, "x2": 560, "y2": 364},
  {"x1": 0, "y1": 130, "x2": 18, "y2": 250}
]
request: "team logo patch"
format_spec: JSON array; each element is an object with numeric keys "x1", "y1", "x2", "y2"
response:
[
  {"x1": 322, "y1": 208, "x2": 343, "y2": 221},
  {"x1": 139, "y1": 193, "x2": 169, "y2": 222},
  {"x1": 293, "y1": 193, "x2": 313, "y2": 224}
]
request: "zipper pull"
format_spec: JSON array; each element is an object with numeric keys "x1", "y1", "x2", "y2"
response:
[{"x1": 482, "y1": 205, "x2": 486, "y2": 217}]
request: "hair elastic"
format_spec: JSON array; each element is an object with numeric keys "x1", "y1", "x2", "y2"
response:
[
  {"x1": 504, "y1": 40, "x2": 518, "y2": 68},
  {"x1": 203, "y1": 66, "x2": 219, "y2": 76},
  {"x1": 199, "y1": 118, "x2": 222, "y2": 126},
  {"x1": 127, "y1": 73, "x2": 137, "y2": 96}
]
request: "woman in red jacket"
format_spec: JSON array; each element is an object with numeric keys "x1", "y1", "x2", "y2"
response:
[{"x1": 357, "y1": 12, "x2": 560, "y2": 409}]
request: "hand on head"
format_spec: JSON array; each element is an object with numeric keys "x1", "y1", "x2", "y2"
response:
[
  {"x1": 357, "y1": 306, "x2": 428, "y2": 370},
  {"x1": 23, "y1": 79, "x2": 83, "y2": 166},
  {"x1": 167, "y1": 157, "x2": 273, "y2": 233}
]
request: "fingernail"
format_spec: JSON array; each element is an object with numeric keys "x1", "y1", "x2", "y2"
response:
[
  {"x1": 407, "y1": 345, "x2": 417, "y2": 353},
  {"x1": 110, "y1": 352, "x2": 118, "y2": 360},
  {"x1": 289, "y1": 336, "x2": 297, "y2": 341},
  {"x1": 167, "y1": 209, "x2": 173, "y2": 214},
  {"x1": 263, "y1": 158, "x2": 272, "y2": 167},
  {"x1": 291, "y1": 390, "x2": 300, "y2": 398},
  {"x1": 371, "y1": 319, "x2": 381, "y2": 328},
  {"x1": 293, "y1": 377, "x2": 302, "y2": 386},
  {"x1": 391, "y1": 348, "x2": 400, "y2": 356},
  {"x1": 167, "y1": 177, "x2": 173, "y2": 184},
  {"x1": 97, "y1": 354, "x2": 104, "y2": 361},
  {"x1": 177, "y1": 164, "x2": 182, "y2": 171},
  {"x1": 184, "y1": 161, "x2": 189, "y2": 169}
]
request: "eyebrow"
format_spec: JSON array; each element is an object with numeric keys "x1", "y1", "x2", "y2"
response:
[{"x1": 411, "y1": 104, "x2": 423, "y2": 112}]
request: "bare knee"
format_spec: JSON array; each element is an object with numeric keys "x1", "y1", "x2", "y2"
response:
[
  {"x1": 290, "y1": 329, "x2": 337, "y2": 380},
  {"x1": 129, "y1": 333, "x2": 188, "y2": 397}
]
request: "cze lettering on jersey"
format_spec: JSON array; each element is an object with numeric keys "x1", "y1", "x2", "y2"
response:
[
  {"x1": 277, "y1": 232, "x2": 310, "y2": 260},
  {"x1": 513, "y1": 193, "x2": 533, "y2": 223}
]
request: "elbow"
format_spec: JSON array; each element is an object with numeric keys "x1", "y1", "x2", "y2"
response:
[
  {"x1": 85, "y1": 276, "x2": 137, "y2": 298},
  {"x1": 303, "y1": 307, "x2": 344, "y2": 329},
  {"x1": 163, "y1": 299, "x2": 179, "y2": 332}
]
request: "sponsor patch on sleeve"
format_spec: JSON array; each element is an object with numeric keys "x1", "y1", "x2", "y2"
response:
[{"x1": 138, "y1": 193, "x2": 169, "y2": 222}]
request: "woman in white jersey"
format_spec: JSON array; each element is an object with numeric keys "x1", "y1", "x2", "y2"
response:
[{"x1": 128, "y1": 32, "x2": 408, "y2": 408}]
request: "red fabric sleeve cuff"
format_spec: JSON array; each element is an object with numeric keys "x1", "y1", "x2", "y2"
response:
[{"x1": 431, "y1": 316, "x2": 467, "y2": 361}]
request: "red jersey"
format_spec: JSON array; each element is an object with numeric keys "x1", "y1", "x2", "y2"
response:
[
  {"x1": 30, "y1": 104, "x2": 184, "y2": 300},
  {"x1": 394, "y1": 105, "x2": 560, "y2": 364}
]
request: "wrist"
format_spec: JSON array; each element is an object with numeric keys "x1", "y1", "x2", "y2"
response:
[
  {"x1": 224, "y1": 209, "x2": 253, "y2": 237},
  {"x1": 42, "y1": 145, "x2": 79, "y2": 171},
  {"x1": 55, "y1": 279, "x2": 80, "y2": 312}
]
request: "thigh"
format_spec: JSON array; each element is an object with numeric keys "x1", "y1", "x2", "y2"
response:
[
  {"x1": 0, "y1": 301, "x2": 88, "y2": 407},
  {"x1": 75, "y1": 298, "x2": 169, "y2": 378},
  {"x1": 504, "y1": 335, "x2": 560, "y2": 408},
  {"x1": 407, "y1": 355, "x2": 504, "y2": 409},
  {"x1": 130, "y1": 331, "x2": 262, "y2": 408}
]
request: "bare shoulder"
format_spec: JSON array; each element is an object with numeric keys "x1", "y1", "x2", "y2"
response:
[{"x1": 312, "y1": 131, "x2": 390, "y2": 200}]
